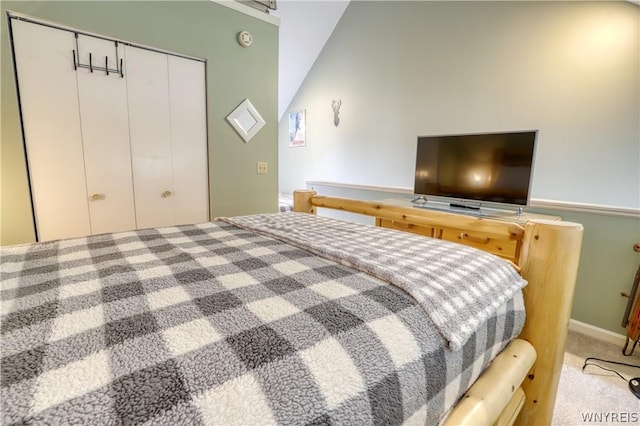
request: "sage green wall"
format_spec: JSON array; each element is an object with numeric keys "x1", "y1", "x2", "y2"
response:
[
  {"x1": 1, "y1": 0, "x2": 278, "y2": 245},
  {"x1": 280, "y1": 1, "x2": 640, "y2": 335},
  {"x1": 524, "y1": 208, "x2": 640, "y2": 335}
]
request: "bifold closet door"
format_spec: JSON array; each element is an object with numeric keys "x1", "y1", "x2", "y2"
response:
[
  {"x1": 168, "y1": 55, "x2": 209, "y2": 225},
  {"x1": 126, "y1": 46, "x2": 208, "y2": 229},
  {"x1": 75, "y1": 36, "x2": 136, "y2": 235},
  {"x1": 125, "y1": 46, "x2": 175, "y2": 229},
  {"x1": 12, "y1": 17, "x2": 208, "y2": 240},
  {"x1": 11, "y1": 20, "x2": 91, "y2": 241}
]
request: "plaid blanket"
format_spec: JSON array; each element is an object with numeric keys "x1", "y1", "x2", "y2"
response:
[
  {"x1": 1, "y1": 218, "x2": 524, "y2": 425},
  {"x1": 222, "y1": 212, "x2": 527, "y2": 351}
]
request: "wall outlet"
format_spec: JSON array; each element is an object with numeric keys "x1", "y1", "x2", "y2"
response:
[{"x1": 257, "y1": 161, "x2": 268, "y2": 174}]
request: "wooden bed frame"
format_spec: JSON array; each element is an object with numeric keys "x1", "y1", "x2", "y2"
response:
[{"x1": 293, "y1": 190, "x2": 584, "y2": 426}]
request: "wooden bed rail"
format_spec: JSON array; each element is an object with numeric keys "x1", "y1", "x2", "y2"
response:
[{"x1": 293, "y1": 190, "x2": 584, "y2": 426}]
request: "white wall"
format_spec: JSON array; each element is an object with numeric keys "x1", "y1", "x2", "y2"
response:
[
  {"x1": 272, "y1": 0, "x2": 349, "y2": 120},
  {"x1": 279, "y1": 1, "x2": 639, "y2": 210}
]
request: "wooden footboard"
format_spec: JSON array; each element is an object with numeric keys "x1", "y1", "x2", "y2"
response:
[{"x1": 293, "y1": 190, "x2": 584, "y2": 426}]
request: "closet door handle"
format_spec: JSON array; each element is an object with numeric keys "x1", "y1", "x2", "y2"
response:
[
  {"x1": 161, "y1": 191, "x2": 172, "y2": 198},
  {"x1": 90, "y1": 193, "x2": 103, "y2": 201}
]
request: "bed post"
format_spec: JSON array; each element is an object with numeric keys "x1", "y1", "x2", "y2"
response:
[
  {"x1": 516, "y1": 220, "x2": 583, "y2": 426},
  {"x1": 293, "y1": 190, "x2": 317, "y2": 214}
]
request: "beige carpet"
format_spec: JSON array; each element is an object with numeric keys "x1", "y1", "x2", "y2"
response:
[{"x1": 552, "y1": 331, "x2": 640, "y2": 425}]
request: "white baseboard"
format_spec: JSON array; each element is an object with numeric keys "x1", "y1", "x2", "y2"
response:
[{"x1": 569, "y1": 319, "x2": 627, "y2": 346}]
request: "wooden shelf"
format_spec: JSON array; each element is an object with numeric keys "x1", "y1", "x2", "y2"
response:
[
  {"x1": 374, "y1": 199, "x2": 561, "y2": 263},
  {"x1": 379, "y1": 198, "x2": 561, "y2": 224}
]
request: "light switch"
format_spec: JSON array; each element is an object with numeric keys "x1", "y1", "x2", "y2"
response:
[{"x1": 257, "y1": 162, "x2": 268, "y2": 174}]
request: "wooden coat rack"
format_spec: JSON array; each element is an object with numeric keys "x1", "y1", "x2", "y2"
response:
[{"x1": 621, "y1": 243, "x2": 640, "y2": 355}]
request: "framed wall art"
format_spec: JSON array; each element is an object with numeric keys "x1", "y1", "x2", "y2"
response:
[{"x1": 288, "y1": 109, "x2": 306, "y2": 147}]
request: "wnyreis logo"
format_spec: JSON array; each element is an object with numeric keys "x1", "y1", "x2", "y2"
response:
[{"x1": 581, "y1": 412, "x2": 639, "y2": 423}]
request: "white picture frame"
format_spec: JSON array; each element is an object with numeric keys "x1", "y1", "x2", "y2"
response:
[{"x1": 226, "y1": 99, "x2": 266, "y2": 142}]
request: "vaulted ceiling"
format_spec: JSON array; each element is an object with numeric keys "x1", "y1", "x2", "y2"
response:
[{"x1": 272, "y1": 1, "x2": 350, "y2": 119}]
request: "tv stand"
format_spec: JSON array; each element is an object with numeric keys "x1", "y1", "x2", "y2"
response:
[
  {"x1": 381, "y1": 198, "x2": 560, "y2": 225},
  {"x1": 410, "y1": 196, "x2": 428, "y2": 204},
  {"x1": 374, "y1": 198, "x2": 562, "y2": 261},
  {"x1": 450, "y1": 202, "x2": 480, "y2": 211}
]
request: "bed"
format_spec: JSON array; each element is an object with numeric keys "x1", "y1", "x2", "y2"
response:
[{"x1": 0, "y1": 190, "x2": 583, "y2": 425}]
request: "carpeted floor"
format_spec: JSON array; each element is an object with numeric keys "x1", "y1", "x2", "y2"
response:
[{"x1": 552, "y1": 331, "x2": 640, "y2": 425}]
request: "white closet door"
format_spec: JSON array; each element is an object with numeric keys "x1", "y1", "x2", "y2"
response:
[
  {"x1": 168, "y1": 56, "x2": 209, "y2": 224},
  {"x1": 125, "y1": 46, "x2": 174, "y2": 229},
  {"x1": 11, "y1": 20, "x2": 91, "y2": 241},
  {"x1": 76, "y1": 36, "x2": 136, "y2": 235}
]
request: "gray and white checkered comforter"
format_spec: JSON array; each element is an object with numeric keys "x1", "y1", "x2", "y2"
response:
[
  {"x1": 1, "y1": 215, "x2": 525, "y2": 425},
  {"x1": 222, "y1": 212, "x2": 527, "y2": 351}
]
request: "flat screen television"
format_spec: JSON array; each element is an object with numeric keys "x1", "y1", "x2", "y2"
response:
[{"x1": 413, "y1": 130, "x2": 537, "y2": 208}]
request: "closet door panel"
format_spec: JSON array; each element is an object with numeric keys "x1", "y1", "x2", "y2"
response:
[
  {"x1": 125, "y1": 46, "x2": 174, "y2": 229},
  {"x1": 11, "y1": 20, "x2": 91, "y2": 241},
  {"x1": 168, "y1": 56, "x2": 209, "y2": 224},
  {"x1": 76, "y1": 37, "x2": 136, "y2": 235}
]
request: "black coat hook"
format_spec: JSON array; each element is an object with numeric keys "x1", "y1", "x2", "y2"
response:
[{"x1": 72, "y1": 33, "x2": 123, "y2": 77}]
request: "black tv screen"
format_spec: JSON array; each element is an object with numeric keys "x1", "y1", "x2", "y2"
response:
[{"x1": 414, "y1": 131, "x2": 537, "y2": 207}]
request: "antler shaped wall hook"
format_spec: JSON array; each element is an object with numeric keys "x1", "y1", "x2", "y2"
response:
[{"x1": 332, "y1": 99, "x2": 342, "y2": 127}]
